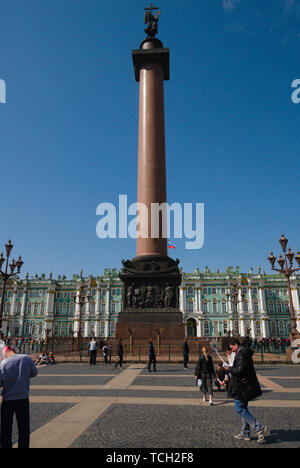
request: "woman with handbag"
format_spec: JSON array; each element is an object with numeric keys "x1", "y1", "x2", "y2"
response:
[{"x1": 195, "y1": 346, "x2": 215, "y2": 405}]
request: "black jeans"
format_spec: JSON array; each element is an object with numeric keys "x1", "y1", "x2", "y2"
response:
[
  {"x1": 183, "y1": 353, "x2": 189, "y2": 368},
  {"x1": 148, "y1": 357, "x2": 157, "y2": 371},
  {"x1": 116, "y1": 355, "x2": 123, "y2": 368},
  {"x1": 89, "y1": 350, "x2": 97, "y2": 365},
  {"x1": 1, "y1": 399, "x2": 30, "y2": 449}
]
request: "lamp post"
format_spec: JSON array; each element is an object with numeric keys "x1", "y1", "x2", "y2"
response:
[
  {"x1": 0, "y1": 240, "x2": 24, "y2": 339},
  {"x1": 268, "y1": 234, "x2": 300, "y2": 341},
  {"x1": 72, "y1": 287, "x2": 90, "y2": 351},
  {"x1": 226, "y1": 282, "x2": 246, "y2": 337}
]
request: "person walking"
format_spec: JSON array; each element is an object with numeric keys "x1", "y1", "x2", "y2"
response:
[
  {"x1": 88, "y1": 338, "x2": 98, "y2": 366},
  {"x1": 224, "y1": 337, "x2": 269, "y2": 444},
  {"x1": 148, "y1": 338, "x2": 157, "y2": 372},
  {"x1": 103, "y1": 344, "x2": 109, "y2": 364},
  {"x1": 0, "y1": 346, "x2": 38, "y2": 448},
  {"x1": 115, "y1": 339, "x2": 124, "y2": 369},
  {"x1": 195, "y1": 346, "x2": 215, "y2": 405},
  {"x1": 183, "y1": 338, "x2": 189, "y2": 369}
]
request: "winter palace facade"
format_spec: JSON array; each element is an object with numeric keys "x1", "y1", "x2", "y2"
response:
[{"x1": 1, "y1": 266, "x2": 300, "y2": 339}]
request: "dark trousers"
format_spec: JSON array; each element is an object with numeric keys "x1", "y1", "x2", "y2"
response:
[
  {"x1": 148, "y1": 357, "x2": 157, "y2": 371},
  {"x1": 115, "y1": 355, "x2": 123, "y2": 368},
  {"x1": 1, "y1": 399, "x2": 30, "y2": 449},
  {"x1": 89, "y1": 350, "x2": 97, "y2": 365},
  {"x1": 183, "y1": 353, "x2": 189, "y2": 368}
]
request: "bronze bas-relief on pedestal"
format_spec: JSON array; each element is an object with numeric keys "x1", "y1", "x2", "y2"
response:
[{"x1": 121, "y1": 256, "x2": 180, "y2": 311}]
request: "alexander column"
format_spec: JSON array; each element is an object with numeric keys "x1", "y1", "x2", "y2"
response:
[{"x1": 116, "y1": 5, "x2": 185, "y2": 340}]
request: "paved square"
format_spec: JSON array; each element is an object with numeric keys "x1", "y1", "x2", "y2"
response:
[{"x1": 7, "y1": 362, "x2": 300, "y2": 448}]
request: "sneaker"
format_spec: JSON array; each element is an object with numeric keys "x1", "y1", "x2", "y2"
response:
[
  {"x1": 257, "y1": 426, "x2": 269, "y2": 444},
  {"x1": 234, "y1": 434, "x2": 251, "y2": 441}
]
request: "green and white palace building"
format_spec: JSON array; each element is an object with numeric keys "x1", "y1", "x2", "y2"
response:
[{"x1": 1, "y1": 266, "x2": 300, "y2": 339}]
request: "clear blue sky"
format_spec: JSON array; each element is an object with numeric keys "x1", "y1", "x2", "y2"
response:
[{"x1": 0, "y1": 0, "x2": 299, "y2": 278}]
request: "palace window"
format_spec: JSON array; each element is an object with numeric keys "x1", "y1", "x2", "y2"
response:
[
  {"x1": 270, "y1": 321, "x2": 276, "y2": 336},
  {"x1": 204, "y1": 321, "x2": 210, "y2": 336},
  {"x1": 278, "y1": 322, "x2": 285, "y2": 336},
  {"x1": 188, "y1": 300, "x2": 193, "y2": 313},
  {"x1": 54, "y1": 323, "x2": 59, "y2": 336},
  {"x1": 110, "y1": 321, "x2": 116, "y2": 335},
  {"x1": 69, "y1": 303, "x2": 75, "y2": 316},
  {"x1": 187, "y1": 287, "x2": 194, "y2": 295},
  {"x1": 277, "y1": 302, "x2": 282, "y2": 314},
  {"x1": 16, "y1": 303, "x2": 22, "y2": 316},
  {"x1": 268, "y1": 301, "x2": 274, "y2": 314},
  {"x1": 212, "y1": 301, "x2": 217, "y2": 313},
  {"x1": 222, "y1": 302, "x2": 227, "y2": 313}
]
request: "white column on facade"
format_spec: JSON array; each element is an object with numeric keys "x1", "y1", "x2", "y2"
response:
[
  {"x1": 227, "y1": 283, "x2": 234, "y2": 335},
  {"x1": 248, "y1": 286, "x2": 254, "y2": 314},
  {"x1": 258, "y1": 284, "x2": 267, "y2": 315},
  {"x1": 84, "y1": 290, "x2": 90, "y2": 337},
  {"x1": 194, "y1": 288, "x2": 199, "y2": 312},
  {"x1": 105, "y1": 288, "x2": 110, "y2": 315},
  {"x1": 197, "y1": 287, "x2": 203, "y2": 314},
  {"x1": 94, "y1": 285, "x2": 101, "y2": 337},
  {"x1": 197, "y1": 318, "x2": 203, "y2": 337},
  {"x1": 9, "y1": 288, "x2": 18, "y2": 335},
  {"x1": 238, "y1": 287, "x2": 245, "y2": 336},
  {"x1": 179, "y1": 287, "x2": 185, "y2": 313},
  {"x1": 74, "y1": 288, "x2": 82, "y2": 334},
  {"x1": 291, "y1": 284, "x2": 300, "y2": 313},
  {"x1": 45, "y1": 287, "x2": 55, "y2": 336},
  {"x1": 20, "y1": 287, "x2": 27, "y2": 336},
  {"x1": 250, "y1": 318, "x2": 256, "y2": 339},
  {"x1": 104, "y1": 287, "x2": 110, "y2": 337},
  {"x1": 261, "y1": 318, "x2": 269, "y2": 338}
]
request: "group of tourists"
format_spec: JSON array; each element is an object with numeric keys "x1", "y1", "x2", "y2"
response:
[
  {"x1": 34, "y1": 352, "x2": 56, "y2": 367},
  {"x1": 87, "y1": 338, "x2": 124, "y2": 368},
  {"x1": 0, "y1": 335, "x2": 270, "y2": 448},
  {"x1": 193, "y1": 338, "x2": 269, "y2": 444}
]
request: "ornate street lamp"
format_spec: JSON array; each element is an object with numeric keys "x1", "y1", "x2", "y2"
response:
[
  {"x1": 72, "y1": 286, "x2": 90, "y2": 351},
  {"x1": 268, "y1": 234, "x2": 300, "y2": 341},
  {"x1": 226, "y1": 282, "x2": 246, "y2": 337},
  {"x1": 0, "y1": 240, "x2": 24, "y2": 339}
]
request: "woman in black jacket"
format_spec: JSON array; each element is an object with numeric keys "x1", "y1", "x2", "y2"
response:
[
  {"x1": 195, "y1": 346, "x2": 215, "y2": 405},
  {"x1": 226, "y1": 338, "x2": 269, "y2": 444}
]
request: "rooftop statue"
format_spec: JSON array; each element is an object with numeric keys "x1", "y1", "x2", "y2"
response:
[{"x1": 144, "y1": 3, "x2": 160, "y2": 37}]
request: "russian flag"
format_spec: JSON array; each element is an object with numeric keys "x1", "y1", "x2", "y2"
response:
[{"x1": 168, "y1": 241, "x2": 176, "y2": 249}]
